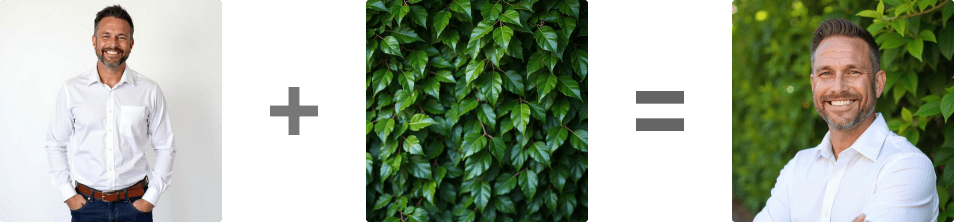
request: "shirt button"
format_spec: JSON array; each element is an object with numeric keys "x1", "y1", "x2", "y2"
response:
[
  {"x1": 108, "y1": 110, "x2": 112, "y2": 114},
  {"x1": 823, "y1": 211, "x2": 830, "y2": 217},
  {"x1": 108, "y1": 129, "x2": 112, "y2": 133}
]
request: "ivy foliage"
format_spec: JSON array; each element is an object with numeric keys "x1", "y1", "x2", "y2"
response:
[
  {"x1": 366, "y1": 0, "x2": 588, "y2": 221},
  {"x1": 733, "y1": 0, "x2": 954, "y2": 220}
]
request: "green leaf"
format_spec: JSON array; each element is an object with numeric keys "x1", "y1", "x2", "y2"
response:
[
  {"x1": 459, "y1": 98, "x2": 479, "y2": 114},
  {"x1": 442, "y1": 30, "x2": 461, "y2": 52},
  {"x1": 902, "y1": 107, "x2": 913, "y2": 122},
  {"x1": 560, "y1": 16, "x2": 577, "y2": 37},
  {"x1": 572, "y1": 50, "x2": 588, "y2": 79},
  {"x1": 422, "y1": 77, "x2": 440, "y2": 99},
  {"x1": 561, "y1": 192, "x2": 577, "y2": 217},
  {"x1": 481, "y1": 3, "x2": 502, "y2": 22},
  {"x1": 495, "y1": 174, "x2": 518, "y2": 195},
  {"x1": 512, "y1": 104, "x2": 531, "y2": 133},
  {"x1": 375, "y1": 118, "x2": 396, "y2": 142},
  {"x1": 535, "y1": 73, "x2": 558, "y2": 101},
  {"x1": 392, "y1": 26, "x2": 425, "y2": 44},
  {"x1": 410, "y1": 50, "x2": 428, "y2": 76},
  {"x1": 880, "y1": 32, "x2": 909, "y2": 49},
  {"x1": 464, "y1": 59, "x2": 485, "y2": 86},
  {"x1": 893, "y1": 18, "x2": 906, "y2": 36},
  {"x1": 373, "y1": 193, "x2": 393, "y2": 210},
  {"x1": 474, "y1": 180, "x2": 492, "y2": 212},
  {"x1": 518, "y1": 169, "x2": 538, "y2": 200},
  {"x1": 493, "y1": 26, "x2": 514, "y2": 50},
  {"x1": 459, "y1": 210, "x2": 476, "y2": 222},
  {"x1": 471, "y1": 20, "x2": 495, "y2": 41},
  {"x1": 409, "y1": 114, "x2": 438, "y2": 131},
  {"x1": 943, "y1": 92, "x2": 954, "y2": 122},
  {"x1": 528, "y1": 141, "x2": 551, "y2": 166},
  {"x1": 394, "y1": 89, "x2": 417, "y2": 114},
  {"x1": 449, "y1": 0, "x2": 473, "y2": 21},
  {"x1": 461, "y1": 131, "x2": 487, "y2": 159},
  {"x1": 409, "y1": 154, "x2": 432, "y2": 178},
  {"x1": 409, "y1": 5, "x2": 428, "y2": 28},
  {"x1": 549, "y1": 165, "x2": 568, "y2": 192},
  {"x1": 478, "y1": 104, "x2": 497, "y2": 129},
  {"x1": 372, "y1": 69, "x2": 393, "y2": 96},
  {"x1": 379, "y1": 138, "x2": 399, "y2": 161},
  {"x1": 395, "y1": 5, "x2": 410, "y2": 25},
  {"x1": 501, "y1": 70, "x2": 525, "y2": 97},
  {"x1": 916, "y1": 101, "x2": 941, "y2": 116},
  {"x1": 944, "y1": 1, "x2": 954, "y2": 27},
  {"x1": 534, "y1": 26, "x2": 559, "y2": 52},
  {"x1": 487, "y1": 72, "x2": 503, "y2": 106},
  {"x1": 569, "y1": 129, "x2": 588, "y2": 152},
  {"x1": 500, "y1": 10, "x2": 522, "y2": 27},
  {"x1": 877, "y1": 0, "x2": 885, "y2": 14},
  {"x1": 919, "y1": 30, "x2": 937, "y2": 43},
  {"x1": 433, "y1": 10, "x2": 453, "y2": 38},
  {"x1": 398, "y1": 70, "x2": 415, "y2": 90},
  {"x1": 546, "y1": 126, "x2": 569, "y2": 151},
  {"x1": 940, "y1": 25, "x2": 954, "y2": 60},
  {"x1": 367, "y1": 152, "x2": 374, "y2": 184},
  {"x1": 556, "y1": 75, "x2": 582, "y2": 101},
  {"x1": 544, "y1": 189, "x2": 558, "y2": 212},
  {"x1": 381, "y1": 36, "x2": 404, "y2": 58},
  {"x1": 490, "y1": 136, "x2": 507, "y2": 163},
  {"x1": 367, "y1": 0, "x2": 388, "y2": 12},
  {"x1": 856, "y1": 10, "x2": 882, "y2": 19},
  {"x1": 552, "y1": 97, "x2": 570, "y2": 123},
  {"x1": 494, "y1": 196, "x2": 516, "y2": 214},
  {"x1": 436, "y1": 69, "x2": 456, "y2": 83},
  {"x1": 558, "y1": 0, "x2": 580, "y2": 18},
  {"x1": 423, "y1": 180, "x2": 437, "y2": 203},
  {"x1": 510, "y1": 144, "x2": 528, "y2": 170},
  {"x1": 404, "y1": 135, "x2": 424, "y2": 154},
  {"x1": 465, "y1": 150, "x2": 493, "y2": 181},
  {"x1": 527, "y1": 51, "x2": 545, "y2": 74},
  {"x1": 903, "y1": 72, "x2": 918, "y2": 94},
  {"x1": 907, "y1": 39, "x2": 924, "y2": 61}
]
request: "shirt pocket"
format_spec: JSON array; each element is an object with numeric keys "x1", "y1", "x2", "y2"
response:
[{"x1": 119, "y1": 106, "x2": 148, "y2": 138}]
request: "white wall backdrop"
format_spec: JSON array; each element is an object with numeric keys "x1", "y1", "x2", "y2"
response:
[{"x1": 0, "y1": 0, "x2": 222, "y2": 221}]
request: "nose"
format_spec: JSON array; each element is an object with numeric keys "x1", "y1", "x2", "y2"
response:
[{"x1": 832, "y1": 71, "x2": 849, "y2": 93}]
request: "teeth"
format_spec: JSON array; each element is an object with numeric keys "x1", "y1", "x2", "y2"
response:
[
  {"x1": 830, "y1": 100, "x2": 854, "y2": 106},
  {"x1": 106, "y1": 51, "x2": 118, "y2": 55}
]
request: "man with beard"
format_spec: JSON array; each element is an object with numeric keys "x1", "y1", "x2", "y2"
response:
[
  {"x1": 753, "y1": 18, "x2": 938, "y2": 222},
  {"x1": 46, "y1": 5, "x2": 175, "y2": 221}
]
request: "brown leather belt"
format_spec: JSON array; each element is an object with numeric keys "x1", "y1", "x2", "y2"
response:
[{"x1": 76, "y1": 178, "x2": 147, "y2": 202}]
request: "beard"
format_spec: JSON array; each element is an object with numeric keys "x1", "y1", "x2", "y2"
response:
[
  {"x1": 814, "y1": 83, "x2": 877, "y2": 131},
  {"x1": 97, "y1": 48, "x2": 129, "y2": 69}
]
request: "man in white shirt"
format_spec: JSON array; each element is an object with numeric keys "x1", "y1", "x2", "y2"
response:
[
  {"x1": 753, "y1": 18, "x2": 938, "y2": 222},
  {"x1": 46, "y1": 5, "x2": 175, "y2": 221}
]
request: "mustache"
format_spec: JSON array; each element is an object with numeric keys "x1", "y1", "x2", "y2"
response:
[{"x1": 819, "y1": 91, "x2": 861, "y2": 101}]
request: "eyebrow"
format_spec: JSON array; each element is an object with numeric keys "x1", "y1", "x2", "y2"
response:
[{"x1": 814, "y1": 63, "x2": 865, "y2": 73}]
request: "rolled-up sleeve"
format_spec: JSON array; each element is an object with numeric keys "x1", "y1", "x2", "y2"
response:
[
  {"x1": 46, "y1": 84, "x2": 76, "y2": 202},
  {"x1": 753, "y1": 159, "x2": 795, "y2": 222},
  {"x1": 862, "y1": 153, "x2": 938, "y2": 221}
]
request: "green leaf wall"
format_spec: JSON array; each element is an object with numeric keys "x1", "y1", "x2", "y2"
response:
[{"x1": 367, "y1": 0, "x2": 588, "y2": 221}]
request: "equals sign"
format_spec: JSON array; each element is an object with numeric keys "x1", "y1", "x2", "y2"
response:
[{"x1": 636, "y1": 91, "x2": 684, "y2": 131}]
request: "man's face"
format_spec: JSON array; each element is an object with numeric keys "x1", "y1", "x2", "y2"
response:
[
  {"x1": 810, "y1": 35, "x2": 885, "y2": 131},
  {"x1": 92, "y1": 16, "x2": 133, "y2": 69}
]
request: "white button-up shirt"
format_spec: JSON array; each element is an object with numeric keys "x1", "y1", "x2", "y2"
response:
[
  {"x1": 754, "y1": 113, "x2": 938, "y2": 222},
  {"x1": 46, "y1": 66, "x2": 176, "y2": 206}
]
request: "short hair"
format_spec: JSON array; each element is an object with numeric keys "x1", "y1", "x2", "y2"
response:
[
  {"x1": 810, "y1": 18, "x2": 880, "y2": 74},
  {"x1": 94, "y1": 5, "x2": 134, "y2": 39}
]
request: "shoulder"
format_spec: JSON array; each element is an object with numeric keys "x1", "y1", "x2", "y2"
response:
[
  {"x1": 784, "y1": 147, "x2": 822, "y2": 169},
  {"x1": 880, "y1": 131, "x2": 934, "y2": 174},
  {"x1": 129, "y1": 69, "x2": 162, "y2": 90}
]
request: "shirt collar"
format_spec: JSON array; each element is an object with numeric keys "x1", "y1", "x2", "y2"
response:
[
  {"x1": 815, "y1": 113, "x2": 889, "y2": 161},
  {"x1": 86, "y1": 65, "x2": 135, "y2": 87}
]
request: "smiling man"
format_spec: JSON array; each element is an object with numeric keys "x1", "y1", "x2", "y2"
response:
[
  {"x1": 753, "y1": 18, "x2": 938, "y2": 222},
  {"x1": 46, "y1": 5, "x2": 175, "y2": 221}
]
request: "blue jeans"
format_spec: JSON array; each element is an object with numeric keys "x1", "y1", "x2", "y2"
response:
[{"x1": 70, "y1": 189, "x2": 153, "y2": 222}]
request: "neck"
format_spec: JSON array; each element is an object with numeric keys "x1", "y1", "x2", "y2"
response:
[
  {"x1": 96, "y1": 62, "x2": 125, "y2": 88},
  {"x1": 829, "y1": 114, "x2": 877, "y2": 160}
]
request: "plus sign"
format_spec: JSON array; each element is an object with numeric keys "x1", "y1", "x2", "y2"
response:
[{"x1": 270, "y1": 87, "x2": 318, "y2": 135}]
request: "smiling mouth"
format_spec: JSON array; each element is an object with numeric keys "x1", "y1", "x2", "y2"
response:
[
  {"x1": 104, "y1": 50, "x2": 122, "y2": 55},
  {"x1": 828, "y1": 100, "x2": 856, "y2": 106}
]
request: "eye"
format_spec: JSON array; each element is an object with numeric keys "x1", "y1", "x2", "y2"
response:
[
  {"x1": 850, "y1": 70, "x2": 861, "y2": 75},
  {"x1": 819, "y1": 72, "x2": 831, "y2": 76}
]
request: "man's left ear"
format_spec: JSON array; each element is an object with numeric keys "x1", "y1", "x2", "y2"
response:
[{"x1": 876, "y1": 70, "x2": 886, "y2": 98}]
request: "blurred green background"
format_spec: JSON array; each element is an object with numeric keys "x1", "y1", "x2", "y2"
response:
[{"x1": 732, "y1": 0, "x2": 954, "y2": 220}]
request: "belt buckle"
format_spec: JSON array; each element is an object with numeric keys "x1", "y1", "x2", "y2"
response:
[{"x1": 100, "y1": 191, "x2": 106, "y2": 200}]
